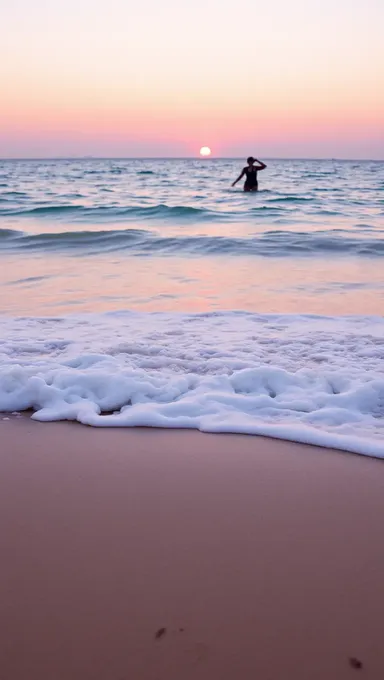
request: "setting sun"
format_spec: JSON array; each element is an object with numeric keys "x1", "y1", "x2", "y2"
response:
[{"x1": 199, "y1": 146, "x2": 211, "y2": 157}]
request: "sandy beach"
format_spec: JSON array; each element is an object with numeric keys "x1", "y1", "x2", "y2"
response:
[{"x1": 0, "y1": 417, "x2": 383, "y2": 679}]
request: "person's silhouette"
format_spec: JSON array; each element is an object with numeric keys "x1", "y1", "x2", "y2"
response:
[{"x1": 232, "y1": 156, "x2": 267, "y2": 192}]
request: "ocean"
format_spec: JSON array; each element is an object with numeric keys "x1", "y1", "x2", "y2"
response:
[{"x1": 0, "y1": 158, "x2": 383, "y2": 456}]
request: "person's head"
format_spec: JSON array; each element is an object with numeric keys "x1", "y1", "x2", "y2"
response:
[{"x1": 247, "y1": 156, "x2": 255, "y2": 166}]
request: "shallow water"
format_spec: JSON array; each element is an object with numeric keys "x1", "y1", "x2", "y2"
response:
[
  {"x1": 0, "y1": 158, "x2": 383, "y2": 455},
  {"x1": 0, "y1": 158, "x2": 383, "y2": 315}
]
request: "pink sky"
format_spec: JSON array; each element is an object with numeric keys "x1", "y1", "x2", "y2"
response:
[{"x1": 1, "y1": 0, "x2": 383, "y2": 158}]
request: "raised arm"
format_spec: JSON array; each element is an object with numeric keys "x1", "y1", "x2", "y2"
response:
[
  {"x1": 254, "y1": 158, "x2": 267, "y2": 170},
  {"x1": 232, "y1": 169, "x2": 245, "y2": 187}
]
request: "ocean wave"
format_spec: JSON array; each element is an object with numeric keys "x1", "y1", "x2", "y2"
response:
[
  {"x1": 0, "y1": 203, "x2": 226, "y2": 221},
  {"x1": 0, "y1": 228, "x2": 19, "y2": 240},
  {"x1": 1, "y1": 312, "x2": 383, "y2": 457},
  {"x1": 1, "y1": 226, "x2": 383, "y2": 256},
  {"x1": 268, "y1": 195, "x2": 313, "y2": 203},
  {"x1": 0, "y1": 199, "x2": 347, "y2": 222},
  {"x1": 1, "y1": 190, "x2": 28, "y2": 197},
  {"x1": 2, "y1": 205, "x2": 83, "y2": 216}
]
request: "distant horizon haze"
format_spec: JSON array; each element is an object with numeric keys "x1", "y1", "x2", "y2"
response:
[{"x1": 0, "y1": 156, "x2": 383, "y2": 162}]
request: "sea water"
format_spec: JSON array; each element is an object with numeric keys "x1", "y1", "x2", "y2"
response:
[{"x1": 0, "y1": 158, "x2": 383, "y2": 456}]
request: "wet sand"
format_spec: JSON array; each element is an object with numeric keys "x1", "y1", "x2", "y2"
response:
[{"x1": 1, "y1": 417, "x2": 384, "y2": 679}]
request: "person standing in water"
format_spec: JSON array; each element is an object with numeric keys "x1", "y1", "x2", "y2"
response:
[{"x1": 232, "y1": 156, "x2": 267, "y2": 192}]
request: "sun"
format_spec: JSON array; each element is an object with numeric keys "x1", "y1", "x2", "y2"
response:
[{"x1": 199, "y1": 146, "x2": 211, "y2": 157}]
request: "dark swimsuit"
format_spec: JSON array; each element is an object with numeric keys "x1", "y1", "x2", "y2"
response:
[{"x1": 244, "y1": 166, "x2": 258, "y2": 191}]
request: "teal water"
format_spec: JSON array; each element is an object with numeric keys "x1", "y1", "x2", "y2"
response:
[{"x1": 0, "y1": 158, "x2": 383, "y2": 315}]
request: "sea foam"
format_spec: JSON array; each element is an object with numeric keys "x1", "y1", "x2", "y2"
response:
[{"x1": 1, "y1": 312, "x2": 383, "y2": 457}]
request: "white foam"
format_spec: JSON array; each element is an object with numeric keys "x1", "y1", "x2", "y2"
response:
[{"x1": 0, "y1": 312, "x2": 383, "y2": 457}]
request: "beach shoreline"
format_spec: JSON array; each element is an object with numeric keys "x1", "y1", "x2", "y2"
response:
[{"x1": 1, "y1": 417, "x2": 384, "y2": 679}]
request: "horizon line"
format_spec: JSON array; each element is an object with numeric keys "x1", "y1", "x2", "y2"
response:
[{"x1": 0, "y1": 156, "x2": 383, "y2": 162}]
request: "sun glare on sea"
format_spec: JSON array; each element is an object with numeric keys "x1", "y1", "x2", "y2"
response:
[{"x1": 199, "y1": 146, "x2": 211, "y2": 157}]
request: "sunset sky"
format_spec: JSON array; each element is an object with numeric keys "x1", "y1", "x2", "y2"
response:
[{"x1": 1, "y1": 0, "x2": 383, "y2": 158}]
